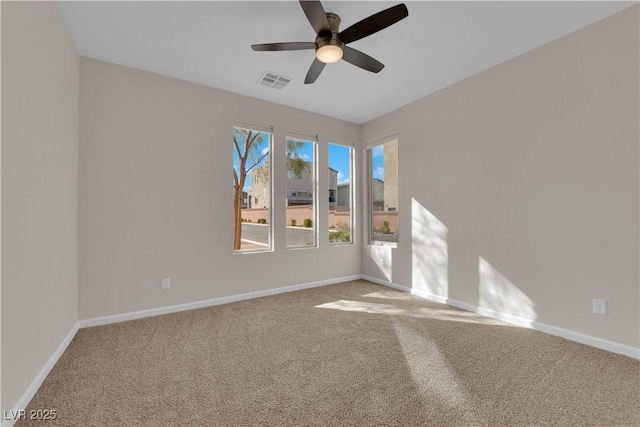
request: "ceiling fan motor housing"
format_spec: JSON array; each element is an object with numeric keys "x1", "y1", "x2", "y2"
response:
[{"x1": 316, "y1": 12, "x2": 344, "y2": 51}]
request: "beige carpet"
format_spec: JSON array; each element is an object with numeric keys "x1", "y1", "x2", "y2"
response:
[{"x1": 18, "y1": 280, "x2": 639, "y2": 426}]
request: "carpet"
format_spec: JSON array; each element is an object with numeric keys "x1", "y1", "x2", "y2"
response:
[{"x1": 17, "y1": 280, "x2": 640, "y2": 426}]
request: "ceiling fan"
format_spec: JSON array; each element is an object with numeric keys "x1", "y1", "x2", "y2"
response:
[{"x1": 251, "y1": 1, "x2": 409, "y2": 84}]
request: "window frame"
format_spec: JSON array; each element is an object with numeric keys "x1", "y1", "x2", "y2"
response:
[
  {"x1": 285, "y1": 132, "x2": 318, "y2": 249},
  {"x1": 328, "y1": 142, "x2": 355, "y2": 246},
  {"x1": 366, "y1": 134, "x2": 399, "y2": 247},
  {"x1": 232, "y1": 122, "x2": 274, "y2": 254}
]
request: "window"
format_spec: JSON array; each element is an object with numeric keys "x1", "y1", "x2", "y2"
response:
[
  {"x1": 367, "y1": 137, "x2": 398, "y2": 244},
  {"x1": 292, "y1": 190, "x2": 312, "y2": 198},
  {"x1": 286, "y1": 134, "x2": 317, "y2": 248},
  {"x1": 328, "y1": 143, "x2": 354, "y2": 244},
  {"x1": 233, "y1": 124, "x2": 272, "y2": 252}
]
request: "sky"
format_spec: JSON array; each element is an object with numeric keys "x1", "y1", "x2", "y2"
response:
[
  {"x1": 328, "y1": 143, "x2": 351, "y2": 185},
  {"x1": 371, "y1": 145, "x2": 384, "y2": 181}
]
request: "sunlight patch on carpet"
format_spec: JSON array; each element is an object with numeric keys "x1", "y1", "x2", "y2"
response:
[
  {"x1": 391, "y1": 318, "x2": 483, "y2": 424},
  {"x1": 315, "y1": 299, "x2": 512, "y2": 326}
]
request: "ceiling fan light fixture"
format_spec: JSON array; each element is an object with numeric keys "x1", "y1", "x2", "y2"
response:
[
  {"x1": 316, "y1": 44, "x2": 343, "y2": 63},
  {"x1": 315, "y1": 35, "x2": 344, "y2": 64}
]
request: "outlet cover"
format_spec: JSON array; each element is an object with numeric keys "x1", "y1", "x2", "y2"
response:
[
  {"x1": 593, "y1": 298, "x2": 606, "y2": 315},
  {"x1": 161, "y1": 277, "x2": 170, "y2": 289}
]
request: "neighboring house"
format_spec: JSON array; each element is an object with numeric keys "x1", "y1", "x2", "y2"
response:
[
  {"x1": 372, "y1": 178, "x2": 384, "y2": 211},
  {"x1": 241, "y1": 191, "x2": 250, "y2": 209},
  {"x1": 337, "y1": 182, "x2": 350, "y2": 209},
  {"x1": 328, "y1": 167, "x2": 338, "y2": 209},
  {"x1": 368, "y1": 142, "x2": 398, "y2": 212},
  {"x1": 383, "y1": 141, "x2": 398, "y2": 211},
  {"x1": 248, "y1": 174, "x2": 269, "y2": 209},
  {"x1": 248, "y1": 163, "x2": 339, "y2": 209}
]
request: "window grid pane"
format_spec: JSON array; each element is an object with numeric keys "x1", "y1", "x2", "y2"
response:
[
  {"x1": 286, "y1": 136, "x2": 317, "y2": 248},
  {"x1": 233, "y1": 126, "x2": 272, "y2": 252},
  {"x1": 328, "y1": 143, "x2": 353, "y2": 244},
  {"x1": 369, "y1": 139, "x2": 398, "y2": 243}
]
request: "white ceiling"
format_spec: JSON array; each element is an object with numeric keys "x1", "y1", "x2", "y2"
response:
[{"x1": 58, "y1": 1, "x2": 636, "y2": 124}]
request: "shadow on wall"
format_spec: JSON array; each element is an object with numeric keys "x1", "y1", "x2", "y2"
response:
[
  {"x1": 411, "y1": 198, "x2": 448, "y2": 298},
  {"x1": 367, "y1": 244, "x2": 393, "y2": 282},
  {"x1": 478, "y1": 257, "x2": 537, "y2": 323},
  {"x1": 408, "y1": 198, "x2": 536, "y2": 323},
  {"x1": 369, "y1": 197, "x2": 537, "y2": 324}
]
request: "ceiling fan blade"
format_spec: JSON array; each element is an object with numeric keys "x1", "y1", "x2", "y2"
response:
[
  {"x1": 252, "y1": 42, "x2": 316, "y2": 52},
  {"x1": 304, "y1": 58, "x2": 326, "y2": 84},
  {"x1": 342, "y1": 46, "x2": 384, "y2": 73},
  {"x1": 338, "y1": 3, "x2": 408, "y2": 45},
  {"x1": 299, "y1": 1, "x2": 331, "y2": 36}
]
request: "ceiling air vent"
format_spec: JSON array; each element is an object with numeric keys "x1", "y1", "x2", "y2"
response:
[{"x1": 258, "y1": 71, "x2": 292, "y2": 90}]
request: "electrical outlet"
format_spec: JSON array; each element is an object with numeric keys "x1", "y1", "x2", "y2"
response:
[
  {"x1": 592, "y1": 298, "x2": 606, "y2": 315},
  {"x1": 161, "y1": 277, "x2": 170, "y2": 290}
]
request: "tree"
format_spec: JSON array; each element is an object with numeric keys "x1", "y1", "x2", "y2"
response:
[
  {"x1": 233, "y1": 132, "x2": 310, "y2": 251},
  {"x1": 233, "y1": 129, "x2": 268, "y2": 250},
  {"x1": 285, "y1": 137, "x2": 309, "y2": 179}
]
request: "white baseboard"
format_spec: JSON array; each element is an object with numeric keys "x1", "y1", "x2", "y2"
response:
[
  {"x1": 2, "y1": 321, "x2": 79, "y2": 427},
  {"x1": 363, "y1": 275, "x2": 411, "y2": 292},
  {"x1": 361, "y1": 275, "x2": 449, "y2": 305},
  {"x1": 360, "y1": 275, "x2": 640, "y2": 360},
  {"x1": 79, "y1": 275, "x2": 362, "y2": 328}
]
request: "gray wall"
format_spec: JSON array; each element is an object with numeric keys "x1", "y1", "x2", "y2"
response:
[
  {"x1": 361, "y1": 6, "x2": 639, "y2": 348},
  {"x1": 1, "y1": 1, "x2": 79, "y2": 412},
  {"x1": 78, "y1": 58, "x2": 361, "y2": 320}
]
